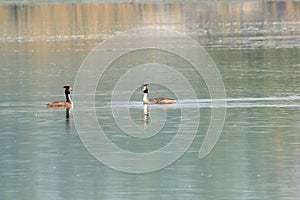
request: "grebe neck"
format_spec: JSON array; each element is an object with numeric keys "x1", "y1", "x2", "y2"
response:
[
  {"x1": 66, "y1": 93, "x2": 72, "y2": 104},
  {"x1": 143, "y1": 92, "x2": 149, "y2": 104}
]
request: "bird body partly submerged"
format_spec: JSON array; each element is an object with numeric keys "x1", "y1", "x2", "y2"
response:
[
  {"x1": 46, "y1": 101, "x2": 72, "y2": 108},
  {"x1": 148, "y1": 97, "x2": 176, "y2": 104},
  {"x1": 46, "y1": 86, "x2": 73, "y2": 108},
  {"x1": 141, "y1": 84, "x2": 176, "y2": 104}
]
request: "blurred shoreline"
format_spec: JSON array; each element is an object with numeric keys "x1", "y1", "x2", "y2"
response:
[{"x1": 1, "y1": 1, "x2": 300, "y2": 49}]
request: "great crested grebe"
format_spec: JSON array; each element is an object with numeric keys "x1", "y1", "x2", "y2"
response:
[
  {"x1": 46, "y1": 86, "x2": 73, "y2": 108},
  {"x1": 141, "y1": 84, "x2": 176, "y2": 104}
]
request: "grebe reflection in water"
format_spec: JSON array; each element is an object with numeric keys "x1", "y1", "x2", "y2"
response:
[{"x1": 143, "y1": 103, "x2": 149, "y2": 125}]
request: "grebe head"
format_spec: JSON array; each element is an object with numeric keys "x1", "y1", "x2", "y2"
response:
[
  {"x1": 141, "y1": 84, "x2": 148, "y2": 93},
  {"x1": 64, "y1": 86, "x2": 72, "y2": 94}
]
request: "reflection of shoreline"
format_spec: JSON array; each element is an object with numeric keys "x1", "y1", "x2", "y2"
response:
[{"x1": 1, "y1": 2, "x2": 300, "y2": 44}]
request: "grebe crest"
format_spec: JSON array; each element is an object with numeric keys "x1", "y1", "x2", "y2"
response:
[
  {"x1": 46, "y1": 86, "x2": 73, "y2": 108},
  {"x1": 141, "y1": 84, "x2": 176, "y2": 104}
]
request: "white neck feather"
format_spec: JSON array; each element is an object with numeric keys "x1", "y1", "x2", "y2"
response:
[
  {"x1": 67, "y1": 94, "x2": 73, "y2": 104},
  {"x1": 143, "y1": 93, "x2": 149, "y2": 104}
]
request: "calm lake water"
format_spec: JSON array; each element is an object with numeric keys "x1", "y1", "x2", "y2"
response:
[{"x1": 1, "y1": 1, "x2": 300, "y2": 200}]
